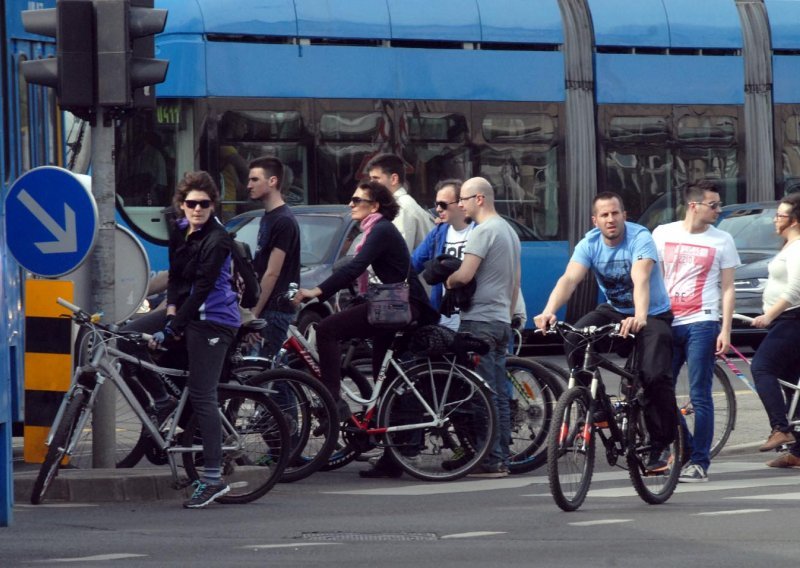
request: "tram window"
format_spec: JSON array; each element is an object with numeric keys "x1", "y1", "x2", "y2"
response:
[
  {"x1": 676, "y1": 115, "x2": 736, "y2": 143},
  {"x1": 217, "y1": 110, "x2": 309, "y2": 216},
  {"x1": 117, "y1": 101, "x2": 191, "y2": 242},
  {"x1": 400, "y1": 111, "x2": 470, "y2": 206},
  {"x1": 18, "y1": 55, "x2": 31, "y2": 173},
  {"x1": 782, "y1": 115, "x2": 800, "y2": 194},
  {"x1": 317, "y1": 111, "x2": 391, "y2": 204},
  {"x1": 476, "y1": 114, "x2": 560, "y2": 240},
  {"x1": 608, "y1": 116, "x2": 668, "y2": 144}
]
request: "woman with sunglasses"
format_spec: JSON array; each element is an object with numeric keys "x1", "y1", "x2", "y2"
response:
[
  {"x1": 292, "y1": 181, "x2": 439, "y2": 477},
  {"x1": 126, "y1": 171, "x2": 241, "y2": 508},
  {"x1": 750, "y1": 192, "x2": 800, "y2": 466}
]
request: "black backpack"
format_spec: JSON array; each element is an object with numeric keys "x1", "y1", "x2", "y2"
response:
[{"x1": 229, "y1": 238, "x2": 261, "y2": 309}]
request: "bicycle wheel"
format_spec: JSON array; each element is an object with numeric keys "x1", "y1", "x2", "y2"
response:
[
  {"x1": 321, "y1": 358, "x2": 375, "y2": 471},
  {"x1": 30, "y1": 388, "x2": 89, "y2": 505},
  {"x1": 626, "y1": 404, "x2": 682, "y2": 505},
  {"x1": 674, "y1": 362, "x2": 736, "y2": 459},
  {"x1": 64, "y1": 376, "x2": 150, "y2": 469},
  {"x1": 378, "y1": 361, "x2": 496, "y2": 481},
  {"x1": 546, "y1": 386, "x2": 595, "y2": 512},
  {"x1": 238, "y1": 366, "x2": 338, "y2": 483},
  {"x1": 181, "y1": 390, "x2": 290, "y2": 504},
  {"x1": 506, "y1": 357, "x2": 563, "y2": 474},
  {"x1": 73, "y1": 329, "x2": 150, "y2": 468}
]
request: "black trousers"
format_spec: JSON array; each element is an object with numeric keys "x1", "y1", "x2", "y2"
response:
[{"x1": 565, "y1": 303, "x2": 677, "y2": 447}]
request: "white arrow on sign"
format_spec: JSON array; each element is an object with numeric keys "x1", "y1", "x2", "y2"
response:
[{"x1": 17, "y1": 189, "x2": 78, "y2": 254}]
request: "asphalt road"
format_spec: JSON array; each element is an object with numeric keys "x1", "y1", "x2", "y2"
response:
[{"x1": 3, "y1": 453, "x2": 799, "y2": 568}]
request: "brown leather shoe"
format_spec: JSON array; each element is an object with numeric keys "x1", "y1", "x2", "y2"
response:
[
  {"x1": 759, "y1": 430, "x2": 795, "y2": 452},
  {"x1": 766, "y1": 452, "x2": 800, "y2": 468}
]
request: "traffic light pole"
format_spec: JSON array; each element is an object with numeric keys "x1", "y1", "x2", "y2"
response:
[{"x1": 90, "y1": 108, "x2": 117, "y2": 468}]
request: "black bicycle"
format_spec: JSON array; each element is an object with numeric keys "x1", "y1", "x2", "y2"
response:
[{"x1": 544, "y1": 321, "x2": 683, "y2": 512}]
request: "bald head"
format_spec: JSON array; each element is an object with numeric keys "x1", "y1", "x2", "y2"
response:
[{"x1": 462, "y1": 177, "x2": 494, "y2": 203}]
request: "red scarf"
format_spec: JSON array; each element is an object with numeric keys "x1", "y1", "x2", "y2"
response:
[{"x1": 356, "y1": 213, "x2": 383, "y2": 293}]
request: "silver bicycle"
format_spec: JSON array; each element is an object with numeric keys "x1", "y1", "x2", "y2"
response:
[{"x1": 31, "y1": 298, "x2": 290, "y2": 505}]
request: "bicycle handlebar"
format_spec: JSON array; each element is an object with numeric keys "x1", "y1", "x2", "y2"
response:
[
  {"x1": 56, "y1": 297, "x2": 153, "y2": 344},
  {"x1": 732, "y1": 313, "x2": 754, "y2": 324}
]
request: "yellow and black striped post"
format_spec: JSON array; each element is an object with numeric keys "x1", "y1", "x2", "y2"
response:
[{"x1": 23, "y1": 280, "x2": 73, "y2": 463}]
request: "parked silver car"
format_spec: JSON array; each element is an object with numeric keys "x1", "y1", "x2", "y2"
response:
[
  {"x1": 717, "y1": 201, "x2": 783, "y2": 347},
  {"x1": 225, "y1": 205, "x2": 359, "y2": 333}
]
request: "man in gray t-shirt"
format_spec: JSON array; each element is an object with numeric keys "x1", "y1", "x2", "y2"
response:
[{"x1": 446, "y1": 177, "x2": 521, "y2": 478}]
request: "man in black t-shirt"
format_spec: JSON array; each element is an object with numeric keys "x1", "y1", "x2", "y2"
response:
[{"x1": 247, "y1": 156, "x2": 301, "y2": 357}]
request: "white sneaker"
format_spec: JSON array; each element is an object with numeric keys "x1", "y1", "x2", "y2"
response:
[{"x1": 679, "y1": 463, "x2": 708, "y2": 483}]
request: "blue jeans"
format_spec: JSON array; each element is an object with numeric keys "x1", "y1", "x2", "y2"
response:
[
  {"x1": 751, "y1": 317, "x2": 800, "y2": 436},
  {"x1": 459, "y1": 320, "x2": 511, "y2": 467},
  {"x1": 671, "y1": 320, "x2": 719, "y2": 471},
  {"x1": 258, "y1": 310, "x2": 294, "y2": 360}
]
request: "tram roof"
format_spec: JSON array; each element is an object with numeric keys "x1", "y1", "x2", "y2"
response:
[
  {"x1": 160, "y1": 0, "x2": 564, "y2": 44},
  {"x1": 766, "y1": 0, "x2": 800, "y2": 49},
  {"x1": 589, "y1": 0, "x2": 743, "y2": 50}
]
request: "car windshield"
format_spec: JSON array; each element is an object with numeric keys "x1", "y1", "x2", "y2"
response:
[
  {"x1": 232, "y1": 214, "x2": 344, "y2": 266},
  {"x1": 717, "y1": 208, "x2": 783, "y2": 251}
]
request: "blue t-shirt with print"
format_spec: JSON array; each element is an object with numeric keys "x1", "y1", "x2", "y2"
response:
[{"x1": 571, "y1": 221, "x2": 671, "y2": 316}]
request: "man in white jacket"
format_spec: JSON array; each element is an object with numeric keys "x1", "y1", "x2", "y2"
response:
[{"x1": 367, "y1": 153, "x2": 433, "y2": 251}]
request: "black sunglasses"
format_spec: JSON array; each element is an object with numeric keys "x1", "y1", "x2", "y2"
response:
[
  {"x1": 184, "y1": 199, "x2": 212, "y2": 209},
  {"x1": 350, "y1": 197, "x2": 374, "y2": 205},
  {"x1": 435, "y1": 200, "x2": 457, "y2": 209}
]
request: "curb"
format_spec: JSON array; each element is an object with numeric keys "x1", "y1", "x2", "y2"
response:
[{"x1": 14, "y1": 468, "x2": 192, "y2": 504}]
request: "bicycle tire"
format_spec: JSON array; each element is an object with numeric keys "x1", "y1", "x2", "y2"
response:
[
  {"x1": 73, "y1": 329, "x2": 150, "y2": 468},
  {"x1": 181, "y1": 390, "x2": 290, "y2": 504},
  {"x1": 236, "y1": 366, "x2": 339, "y2": 483},
  {"x1": 378, "y1": 361, "x2": 496, "y2": 481},
  {"x1": 546, "y1": 386, "x2": 595, "y2": 512},
  {"x1": 536, "y1": 358, "x2": 570, "y2": 385},
  {"x1": 30, "y1": 389, "x2": 88, "y2": 505},
  {"x1": 506, "y1": 357, "x2": 563, "y2": 474},
  {"x1": 675, "y1": 362, "x2": 737, "y2": 459},
  {"x1": 321, "y1": 358, "x2": 375, "y2": 471},
  {"x1": 626, "y1": 405, "x2": 682, "y2": 505}
]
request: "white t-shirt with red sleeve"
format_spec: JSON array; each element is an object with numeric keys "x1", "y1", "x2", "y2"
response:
[{"x1": 652, "y1": 221, "x2": 741, "y2": 326}]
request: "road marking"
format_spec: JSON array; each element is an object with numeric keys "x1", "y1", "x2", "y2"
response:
[
  {"x1": 325, "y1": 477, "x2": 543, "y2": 496},
  {"x1": 568, "y1": 519, "x2": 633, "y2": 526},
  {"x1": 694, "y1": 509, "x2": 770, "y2": 516},
  {"x1": 16, "y1": 503, "x2": 99, "y2": 509},
  {"x1": 243, "y1": 543, "x2": 342, "y2": 550},
  {"x1": 441, "y1": 531, "x2": 507, "y2": 539},
  {"x1": 524, "y1": 473, "x2": 798, "y2": 499},
  {"x1": 728, "y1": 492, "x2": 800, "y2": 501},
  {"x1": 36, "y1": 554, "x2": 147, "y2": 563}
]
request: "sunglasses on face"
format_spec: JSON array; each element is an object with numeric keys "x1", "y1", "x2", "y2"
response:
[
  {"x1": 435, "y1": 200, "x2": 457, "y2": 209},
  {"x1": 184, "y1": 199, "x2": 212, "y2": 209},
  {"x1": 691, "y1": 200, "x2": 723, "y2": 210},
  {"x1": 350, "y1": 197, "x2": 374, "y2": 205}
]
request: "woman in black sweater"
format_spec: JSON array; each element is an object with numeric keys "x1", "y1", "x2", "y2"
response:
[{"x1": 292, "y1": 180, "x2": 437, "y2": 407}]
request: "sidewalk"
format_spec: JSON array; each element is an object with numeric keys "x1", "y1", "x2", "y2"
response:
[{"x1": 10, "y1": 359, "x2": 774, "y2": 504}]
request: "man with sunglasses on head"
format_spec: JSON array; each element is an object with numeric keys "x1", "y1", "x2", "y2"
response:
[
  {"x1": 367, "y1": 153, "x2": 433, "y2": 252},
  {"x1": 411, "y1": 179, "x2": 475, "y2": 330},
  {"x1": 652, "y1": 180, "x2": 740, "y2": 483},
  {"x1": 247, "y1": 156, "x2": 301, "y2": 358}
]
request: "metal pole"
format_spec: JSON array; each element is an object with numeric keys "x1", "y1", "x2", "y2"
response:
[{"x1": 90, "y1": 107, "x2": 117, "y2": 468}]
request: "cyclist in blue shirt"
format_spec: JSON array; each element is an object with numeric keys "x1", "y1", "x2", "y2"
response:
[{"x1": 534, "y1": 191, "x2": 678, "y2": 472}]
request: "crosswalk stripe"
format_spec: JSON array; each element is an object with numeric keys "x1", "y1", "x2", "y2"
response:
[
  {"x1": 694, "y1": 509, "x2": 770, "y2": 516},
  {"x1": 727, "y1": 492, "x2": 800, "y2": 501}
]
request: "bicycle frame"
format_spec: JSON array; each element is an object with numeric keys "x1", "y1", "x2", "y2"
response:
[
  {"x1": 566, "y1": 336, "x2": 640, "y2": 460},
  {"x1": 270, "y1": 323, "x2": 489, "y2": 437},
  {"x1": 49, "y1": 326, "x2": 269, "y2": 483}
]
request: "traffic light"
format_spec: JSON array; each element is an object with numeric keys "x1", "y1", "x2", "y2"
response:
[
  {"x1": 95, "y1": 0, "x2": 168, "y2": 109},
  {"x1": 21, "y1": 0, "x2": 95, "y2": 115}
]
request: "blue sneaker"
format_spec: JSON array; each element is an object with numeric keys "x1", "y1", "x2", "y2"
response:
[{"x1": 183, "y1": 480, "x2": 230, "y2": 509}]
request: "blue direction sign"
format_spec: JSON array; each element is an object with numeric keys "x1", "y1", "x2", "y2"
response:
[{"x1": 5, "y1": 167, "x2": 98, "y2": 277}]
